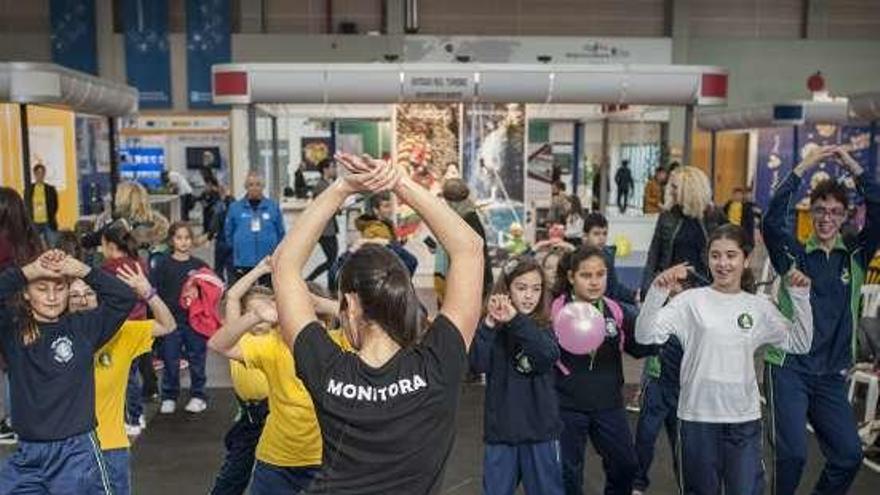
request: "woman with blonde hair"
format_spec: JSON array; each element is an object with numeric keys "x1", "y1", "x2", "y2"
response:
[
  {"x1": 86, "y1": 182, "x2": 170, "y2": 253},
  {"x1": 640, "y1": 166, "x2": 725, "y2": 293}
]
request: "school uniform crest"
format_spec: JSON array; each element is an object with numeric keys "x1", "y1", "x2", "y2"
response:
[
  {"x1": 736, "y1": 313, "x2": 754, "y2": 330},
  {"x1": 97, "y1": 351, "x2": 112, "y2": 368},
  {"x1": 605, "y1": 318, "x2": 618, "y2": 338},
  {"x1": 51, "y1": 336, "x2": 74, "y2": 364},
  {"x1": 841, "y1": 267, "x2": 851, "y2": 285}
]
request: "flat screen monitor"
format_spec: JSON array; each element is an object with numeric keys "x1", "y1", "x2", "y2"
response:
[{"x1": 186, "y1": 146, "x2": 221, "y2": 169}]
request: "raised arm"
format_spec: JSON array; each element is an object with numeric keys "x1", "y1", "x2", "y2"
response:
[
  {"x1": 763, "y1": 146, "x2": 835, "y2": 275},
  {"x1": 209, "y1": 298, "x2": 278, "y2": 362},
  {"x1": 759, "y1": 270, "x2": 813, "y2": 354},
  {"x1": 387, "y1": 166, "x2": 484, "y2": 346},
  {"x1": 272, "y1": 154, "x2": 399, "y2": 348},
  {"x1": 115, "y1": 263, "x2": 177, "y2": 337},
  {"x1": 225, "y1": 258, "x2": 272, "y2": 320},
  {"x1": 838, "y1": 149, "x2": 880, "y2": 261},
  {"x1": 635, "y1": 263, "x2": 689, "y2": 345}
]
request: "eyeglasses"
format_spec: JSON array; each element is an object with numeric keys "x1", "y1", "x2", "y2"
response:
[
  {"x1": 810, "y1": 206, "x2": 846, "y2": 219},
  {"x1": 69, "y1": 292, "x2": 97, "y2": 300}
]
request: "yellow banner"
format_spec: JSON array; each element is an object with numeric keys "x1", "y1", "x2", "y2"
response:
[
  {"x1": 26, "y1": 106, "x2": 78, "y2": 230},
  {"x1": 0, "y1": 104, "x2": 23, "y2": 190}
]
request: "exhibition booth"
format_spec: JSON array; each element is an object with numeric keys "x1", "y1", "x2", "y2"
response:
[{"x1": 212, "y1": 62, "x2": 729, "y2": 285}]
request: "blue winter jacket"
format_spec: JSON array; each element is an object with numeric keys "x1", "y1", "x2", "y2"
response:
[{"x1": 224, "y1": 197, "x2": 286, "y2": 268}]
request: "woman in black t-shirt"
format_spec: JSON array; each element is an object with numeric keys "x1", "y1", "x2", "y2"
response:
[{"x1": 272, "y1": 153, "x2": 485, "y2": 495}]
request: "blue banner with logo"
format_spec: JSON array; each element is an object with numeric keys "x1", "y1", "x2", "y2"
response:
[
  {"x1": 50, "y1": 0, "x2": 98, "y2": 75},
  {"x1": 123, "y1": 0, "x2": 172, "y2": 108},
  {"x1": 120, "y1": 147, "x2": 166, "y2": 189},
  {"x1": 186, "y1": 0, "x2": 231, "y2": 108}
]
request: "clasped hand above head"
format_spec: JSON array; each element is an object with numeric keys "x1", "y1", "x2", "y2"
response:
[
  {"x1": 334, "y1": 152, "x2": 403, "y2": 194},
  {"x1": 23, "y1": 249, "x2": 91, "y2": 280},
  {"x1": 796, "y1": 145, "x2": 863, "y2": 177}
]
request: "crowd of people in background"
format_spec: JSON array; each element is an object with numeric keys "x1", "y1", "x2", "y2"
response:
[{"x1": 0, "y1": 145, "x2": 875, "y2": 495}]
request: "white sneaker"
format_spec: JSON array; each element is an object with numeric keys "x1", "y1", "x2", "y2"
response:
[
  {"x1": 184, "y1": 397, "x2": 207, "y2": 414},
  {"x1": 124, "y1": 423, "x2": 142, "y2": 437},
  {"x1": 138, "y1": 414, "x2": 147, "y2": 429},
  {"x1": 159, "y1": 400, "x2": 176, "y2": 414}
]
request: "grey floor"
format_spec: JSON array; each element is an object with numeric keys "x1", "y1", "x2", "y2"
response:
[{"x1": 125, "y1": 382, "x2": 879, "y2": 494}]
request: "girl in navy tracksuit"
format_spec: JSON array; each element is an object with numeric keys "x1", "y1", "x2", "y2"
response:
[
  {"x1": 470, "y1": 256, "x2": 564, "y2": 495},
  {"x1": 553, "y1": 246, "x2": 654, "y2": 495},
  {"x1": 0, "y1": 249, "x2": 137, "y2": 494}
]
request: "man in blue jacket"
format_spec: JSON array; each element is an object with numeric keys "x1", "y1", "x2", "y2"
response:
[
  {"x1": 225, "y1": 172, "x2": 286, "y2": 284},
  {"x1": 763, "y1": 145, "x2": 879, "y2": 494}
]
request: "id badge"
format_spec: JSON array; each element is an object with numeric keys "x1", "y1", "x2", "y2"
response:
[{"x1": 250, "y1": 216, "x2": 261, "y2": 232}]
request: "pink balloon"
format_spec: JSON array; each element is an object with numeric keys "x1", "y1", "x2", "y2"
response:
[{"x1": 553, "y1": 302, "x2": 606, "y2": 355}]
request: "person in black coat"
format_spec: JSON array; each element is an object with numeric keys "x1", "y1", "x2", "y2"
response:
[
  {"x1": 24, "y1": 164, "x2": 59, "y2": 245},
  {"x1": 641, "y1": 166, "x2": 726, "y2": 295},
  {"x1": 615, "y1": 160, "x2": 635, "y2": 214}
]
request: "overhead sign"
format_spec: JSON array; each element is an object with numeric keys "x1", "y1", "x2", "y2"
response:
[{"x1": 402, "y1": 72, "x2": 476, "y2": 102}]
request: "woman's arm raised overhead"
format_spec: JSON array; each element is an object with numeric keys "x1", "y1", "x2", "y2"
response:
[
  {"x1": 273, "y1": 153, "x2": 401, "y2": 350},
  {"x1": 336, "y1": 154, "x2": 485, "y2": 348}
]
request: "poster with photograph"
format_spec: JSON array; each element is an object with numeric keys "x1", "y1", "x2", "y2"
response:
[
  {"x1": 394, "y1": 103, "x2": 461, "y2": 239},
  {"x1": 462, "y1": 103, "x2": 526, "y2": 249},
  {"x1": 301, "y1": 137, "x2": 333, "y2": 171},
  {"x1": 29, "y1": 126, "x2": 67, "y2": 190}
]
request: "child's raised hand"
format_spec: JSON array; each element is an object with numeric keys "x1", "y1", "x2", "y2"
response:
[
  {"x1": 250, "y1": 298, "x2": 279, "y2": 325},
  {"x1": 23, "y1": 251, "x2": 65, "y2": 280},
  {"x1": 787, "y1": 268, "x2": 811, "y2": 289},
  {"x1": 487, "y1": 294, "x2": 516, "y2": 324},
  {"x1": 57, "y1": 254, "x2": 91, "y2": 279},
  {"x1": 256, "y1": 256, "x2": 273, "y2": 275},
  {"x1": 654, "y1": 263, "x2": 689, "y2": 290},
  {"x1": 116, "y1": 263, "x2": 153, "y2": 299}
]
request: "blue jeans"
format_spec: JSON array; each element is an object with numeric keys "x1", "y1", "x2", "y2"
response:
[
  {"x1": 765, "y1": 364, "x2": 863, "y2": 495},
  {"x1": 483, "y1": 440, "x2": 565, "y2": 495},
  {"x1": 0, "y1": 431, "x2": 111, "y2": 494},
  {"x1": 210, "y1": 399, "x2": 269, "y2": 495},
  {"x1": 250, "y1": 461, "x2": 318, "y2": 495},
  {"x1": 559, "y1": 408, "x2": 638, "y2": 495},
  {"x1": 160, "y1": 323, "x2": 208, "y2": 401},
  {"x1": 103, "y1": 448, "x2": 131, "y2": 495},
  {"x1": 679, "y1": 420, "x2": 764, "y2": 495},
  {"x1": 633, "y1": 378, "x2": 680, "y2": 491}
]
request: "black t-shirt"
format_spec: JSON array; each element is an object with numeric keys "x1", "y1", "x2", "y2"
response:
[
  {"x1": 0, "y1": 267, "x2": 136, "y2": 441},
  {"x1": 294, "y1": 315, "x2": 467, "y2": 495},
  {"x1": 150, "y1": 255, "x2": 208, "y2": 324}
]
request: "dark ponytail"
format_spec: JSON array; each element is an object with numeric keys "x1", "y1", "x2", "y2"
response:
[
  {"x1": 102, "y1": 220, "x2": 139, "y2": 259},
  {"x1": 338, "y1": 244, "x2": 428, "y2": 347},
  {"x1": 707, "y1": 223, "x2": 756, "y2": 293}
]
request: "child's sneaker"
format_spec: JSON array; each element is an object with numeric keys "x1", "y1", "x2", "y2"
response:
[
  {"x1": 0, "y1": 417, "x2": 17, "y2": 445},
  {"x1": 184, "y1": 397, "x2": 207, "y2": 414},
  {"x1": 159, "y1": 399, "x2": 176, "y2": 414},
  {"x1": 124, "y1": 423, "x2": 142, "y2": 438}
]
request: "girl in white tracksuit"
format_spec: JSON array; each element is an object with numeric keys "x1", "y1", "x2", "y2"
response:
[{"x1": 635, "y1": 224, "x2": 813, "y2": 495}]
